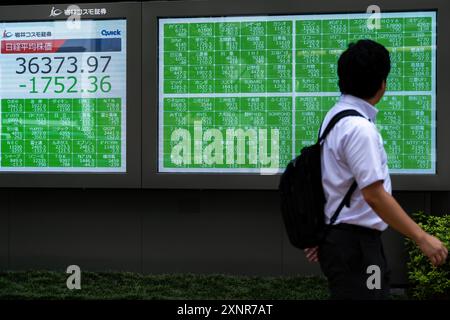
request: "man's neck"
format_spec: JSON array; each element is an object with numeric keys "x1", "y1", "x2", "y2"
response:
[
  {"x1": 365, "y1": 87, "x2": 385, "y2": 106},
  {"x1": 365, "y1": 97, "x2": 378, "y2": 107}
]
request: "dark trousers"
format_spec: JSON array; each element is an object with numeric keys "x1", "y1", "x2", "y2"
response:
[{"x1": 318, "y1": 223, "x2": 391, "y2": 300}]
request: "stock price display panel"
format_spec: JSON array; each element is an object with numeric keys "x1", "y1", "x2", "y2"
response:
[
  {"x1": 159, "y1": 12, "x2": 436, "y2": 174},
  {"x1": 0, "y1": 19, "x2": 126, "y2": 172}
]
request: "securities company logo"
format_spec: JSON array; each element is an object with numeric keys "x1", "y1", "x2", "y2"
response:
[
  {"x1": 49, "y1": 7, "x2": 63, "y2": 17},
  {"x1": 49, "y1": 5, "x2": 108, "y2": 30},
  {"x1": 2, "y1": 31, "x2": 13, "y2": 38},
  {"x1": 3, "y1": 31, "x2": 52, "y2": 39},
  {"x1": 49, "y1": 5, "x2": 108, "y2": 17}
]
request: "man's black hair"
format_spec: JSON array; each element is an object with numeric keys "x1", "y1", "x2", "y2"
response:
[{"x1": 337, "y1": 39, "x2": 391, "y2": 99}]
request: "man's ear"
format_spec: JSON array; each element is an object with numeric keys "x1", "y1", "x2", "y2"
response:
[
  {"x1": 378, "y1": 80, "x2": 387, "y2": 99},
  {"x1": 371, "y1": 80, "x2": 387, "y2": 105}
]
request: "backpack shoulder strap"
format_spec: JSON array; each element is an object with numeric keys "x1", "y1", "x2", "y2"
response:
[
  {"x1": 318, "y1": 109, "x2": 365, "y2": 143},
  {"x1": 318, "y1": 109, "x2": 366, "y2": 228},
  {"x1": 329, "y1": 181, "x2": 357, "y2": 225},
  {"x1": 321, "y1": 180, "x2": 358, "y2": 243}
]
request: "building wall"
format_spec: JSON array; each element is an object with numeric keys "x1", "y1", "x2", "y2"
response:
[{"x1": 0, "y1": 189, "x2": 446, "y2": 285}]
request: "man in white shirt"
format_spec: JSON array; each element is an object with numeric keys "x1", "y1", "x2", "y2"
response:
[{"x1": 304, "y1": 39, "x2": 447, "y2": 299}]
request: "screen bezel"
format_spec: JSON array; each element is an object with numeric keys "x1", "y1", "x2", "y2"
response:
[
  {"x1": 0, "y1": 2, "x2": 141, "y2": 188},
  {"x1": 142, "y1": 0, "x2": 449, "y2": 190}
]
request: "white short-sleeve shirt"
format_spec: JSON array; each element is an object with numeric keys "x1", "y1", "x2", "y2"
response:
[{"x1": 319, "y1": 94, "x2": 391, "y2": 231}]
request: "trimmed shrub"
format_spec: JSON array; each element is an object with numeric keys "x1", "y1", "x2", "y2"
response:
[
  {"x1": 0, "y1": 272, "x2": 329, "y2": 300},
  {"x1": 406, "y1": 212, "x2": 450, "y2": 299}
]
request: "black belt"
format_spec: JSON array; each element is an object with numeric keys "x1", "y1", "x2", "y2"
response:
[{"x1": 329, "y1": 223, "x2": 382, "y2": 236}]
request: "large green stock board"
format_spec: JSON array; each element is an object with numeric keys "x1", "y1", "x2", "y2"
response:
[{"x1": 159, "y1": 12, "x2": 436, "y2": 174}]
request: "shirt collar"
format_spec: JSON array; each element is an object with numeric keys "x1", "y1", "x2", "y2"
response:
[{"x1": 339, "y1": 94, "x2": 378, "y2": 122}]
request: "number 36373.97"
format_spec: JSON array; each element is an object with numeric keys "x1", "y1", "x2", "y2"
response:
[{"x1": 15, "y1": 55, "x2": 113, "y2": 94}]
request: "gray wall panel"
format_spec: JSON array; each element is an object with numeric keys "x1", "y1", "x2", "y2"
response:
[
  {"x1": 0, "y1": 192, "x2": 9, "y2": 269},
  {"x1": 8, "y1": 189, "x2": 141, "y2": 272},
  {"x1": 394, "y1": 192, "x2": 429, "y2": 214},
  {"x1": 143, "y1": 190, "x2": 283, "y2": 275},
  {"x1": 430, "y1": 192, "x2": 450, "y2": 214}
]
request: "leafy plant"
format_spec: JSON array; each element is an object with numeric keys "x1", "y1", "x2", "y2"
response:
[{"x1": 406, "y1": 212, "x2": 450, "y2": 299}]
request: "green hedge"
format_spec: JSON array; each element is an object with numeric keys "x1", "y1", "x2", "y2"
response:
[{"x1": 406, "y1": 212, "x2": 450, "y2": 299}]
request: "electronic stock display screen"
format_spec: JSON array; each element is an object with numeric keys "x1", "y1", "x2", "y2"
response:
[
  {"x1": 0, "y1": 19, "x2": 126, "y2": 172},
  {"x1": 159, "y1": 12, "x2": 436, "y2": 174}
]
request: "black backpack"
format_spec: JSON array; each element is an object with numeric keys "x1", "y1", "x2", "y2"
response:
[{"x1": 279, "y1": 109, "x2": 364, "y2": 249}]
